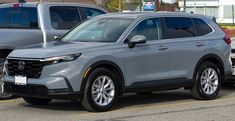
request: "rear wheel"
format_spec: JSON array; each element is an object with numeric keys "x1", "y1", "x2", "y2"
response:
[
  {"x1": 191, "y1": 61, "x2": 221, "y2": 100},
  {"x1": 23, "y1": 97, "x2": 51, "y2": 105},
  {"x1": 0, "y1": 62, "x2": 13, "y2": 99},
  {"x1": 81, "y1": 68, "x2": 119, "y2": 112}
]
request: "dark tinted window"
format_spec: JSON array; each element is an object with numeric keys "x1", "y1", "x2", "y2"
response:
[
  {"x1": 127, "y1": 18, "x2": 160, "y2": 41},
  {"x1": 193, "y1": 18, "x2": 212, "y2": 36},
  {"x1": 0, "y1": 8, "x2": 10, "y2": 28},
  {"x1": 50, "y1": 6, "x2": 81, "y2": 30},
  {"x1": 0, "y1": 7, "x2": 38, "y2": 29},
  {"x1": 81, "y1": 7, "x2": 105, "y2": 19},
  {"x1": 164, "y1": 17, "x2": 195, "y2": 39}
]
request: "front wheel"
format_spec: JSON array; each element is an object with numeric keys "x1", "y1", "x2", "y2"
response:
[
  {"x1": 191, "y1": 61, "x2": 221, "y2": 100},
  {"x1": 81, "y1": 68, "x2": 119, "y2": 112}
]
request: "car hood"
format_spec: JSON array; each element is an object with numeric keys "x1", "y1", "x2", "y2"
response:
[{"x1": 8, "y1": 41, "x2": 108, "y2": 59}]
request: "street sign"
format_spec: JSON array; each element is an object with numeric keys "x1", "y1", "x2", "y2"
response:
[{"x1": 143, "y1": 0, "x2": 156, "y2": 11}]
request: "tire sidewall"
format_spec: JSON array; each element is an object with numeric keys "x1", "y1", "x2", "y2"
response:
[
  {"x1": 196, "y1": 62, "x2": 221, "y2": 99},
  {"x1": 84, "y1": 68, "x2": 119, "y2": 111}
]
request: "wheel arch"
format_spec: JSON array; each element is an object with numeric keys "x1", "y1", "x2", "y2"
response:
[
  {"x1": 194, "y1": 54, "x2": 225, "y2": 81},
  {"x1": 80, "y1": 60, "x2": 125, "y2": 96}
]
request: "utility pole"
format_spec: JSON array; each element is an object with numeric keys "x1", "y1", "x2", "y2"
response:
[
  {"x1": 119, "y1": 0, "x2": 122, "y2": 12},
  {"x1": 183, "y1": 0, "x2": 186, "y2": 12},
  {"x1": 232, "y1": 4, "x2": 235, "y2": 26}
]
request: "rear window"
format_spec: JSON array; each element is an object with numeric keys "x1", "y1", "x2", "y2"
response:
[
  {"x1": 164, "y1": 17, "x2": 196, "y2": 39},
  {"x1": 50, "y1": 6, "x2": 81, "y2": 30},
  {"x1": 0, "y1": 7, "x2": 38, "y2": 29},
  {"x1": 192, "y1": 18, "x2": 213, "y2": 36}
]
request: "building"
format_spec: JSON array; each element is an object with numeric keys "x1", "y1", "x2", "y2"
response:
[{"x1": 178, "y1": 0, "x2": 235, "y2": 25}]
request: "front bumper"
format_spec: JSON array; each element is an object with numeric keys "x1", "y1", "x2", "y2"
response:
[
  {"x1": 4, "y1": 82, "x2": 81, "y2": 100},
  {"x1": 3, "y1": 75, "x2": 81, "y2": 100}
]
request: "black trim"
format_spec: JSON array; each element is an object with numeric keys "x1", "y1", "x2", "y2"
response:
[
  {"x1": 125, "y1": 78, "x2": 194, "y2": 93},
  {"x1": 194, "y1": 54, "x2": 225, "y2": 81},
  {"x1": 4, "y1": 82, "x2": 81, "y2": 100}
]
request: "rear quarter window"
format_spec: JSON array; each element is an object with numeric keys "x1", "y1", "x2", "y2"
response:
[
  {"x1": 192, "y1": 18, "x2": 213, "y2": 36},
  {"x1": 164, "y1": 17, "x2": 196, "y2": 39}
]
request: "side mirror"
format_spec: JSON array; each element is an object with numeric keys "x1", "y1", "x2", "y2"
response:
[
  {"x1": 54, "y1": 35, "x2": 61, "y2": 41},
  {"x1": 128, "y1": 35, "x2": 147, "y2": 48}
]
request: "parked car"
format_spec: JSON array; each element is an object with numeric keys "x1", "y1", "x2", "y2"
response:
[
  {"x1": 3, "y1": 12, "x2": 232, "y2": 111},
  {"x1": 227, "y1": 37, "x2": 235, "y2": 83},
  {"x1": 0, "y1": 2, "x2": 108, "y2": 99}
]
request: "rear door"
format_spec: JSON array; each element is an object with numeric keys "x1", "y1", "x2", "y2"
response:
[
  {"x1": 163, "y1": 17, "x2": 207, "y2": 81},
  {"x1": 0, "y1": 4, "x2": 43, "y2": 48},
  {"x1": 47, "y1": 5, "x2": 107, "y2": 42},
  {"x1": 46, "y1": 6, "x2": 82, "y2": 41},
  {"x1": 79, "y1": 7, "x2": 106, "y2": 20}
]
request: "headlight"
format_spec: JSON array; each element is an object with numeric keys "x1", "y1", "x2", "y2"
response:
[{"x1": 41, "y1": 53, "x2": 81, "y2": 65}]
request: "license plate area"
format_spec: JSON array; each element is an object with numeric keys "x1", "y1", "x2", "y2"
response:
[{"x1": 15, "y1": 76, "x2": 27, "y2": 85}]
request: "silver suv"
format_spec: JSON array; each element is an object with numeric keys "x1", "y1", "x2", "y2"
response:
[
  {"x1": 0, "y1": 2, "x2": 107, "y2": 99},
  {"x1": 3, "y1": 12, "x2": 232, "y2": 112}
]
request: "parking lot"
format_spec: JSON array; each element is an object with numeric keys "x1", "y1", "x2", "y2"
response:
[{"x1": 1, "y1": 87, "x2": 235, "y2": 121}]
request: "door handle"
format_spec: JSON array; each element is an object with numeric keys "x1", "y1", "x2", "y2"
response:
[
  {"x1": 194, "y1": 42, "x2": 204, "y2": 47},
  {"x1": 158, "y1": 45, "x2": 168, "y2": 51}
]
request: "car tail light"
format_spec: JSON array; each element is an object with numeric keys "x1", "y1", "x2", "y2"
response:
[
  {"x1": 215, "y1": 22, "x2": 231, "y2": 45},
  {"x1": 11, "y1": 3, "x2": 23, "y2": 7},
  {"x1": 224, "y1": 35, "x2": 231, "y2": 45}
]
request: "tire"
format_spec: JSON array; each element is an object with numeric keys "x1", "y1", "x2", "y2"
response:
[
  {"x1": 23, "y1": 97, "x2": 51, "y2": 105},
  {"x1": 191, "y1": 61, "x2": 221, "y2": 100},
  {"x1": 81, "y1": 68, "x2": 119, "y2": 112},
  {"x1": 0, "y1": 62, "x2": 14, "y2": 100}
]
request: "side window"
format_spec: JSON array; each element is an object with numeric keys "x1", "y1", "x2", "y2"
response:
[
  {"x1": 0, "y1": 7, "x2": 38, "y2": 29},
  {"x1": 192, "y1": 18, "x2": 212, "y2": 36},
  {"x1": 127, "y1": 18, "x2": 160, "y2": 41},
  {"x1": 81, "y1": 7, "x2": 106, "y2": 19},
  {"x1": 164, "y1": 17, "x2": 195, "y2": 39},
  {"x1": 50, "y1": 6, "x2": 81, "y2": 30},
  {"x1": 0, "y1": 8, "x2": 10, "y2": 28}
]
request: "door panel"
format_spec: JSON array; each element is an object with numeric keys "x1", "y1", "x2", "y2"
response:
[
  {"x1": 123, "y1": 18, "x2": 169, "y2": 86},
  {"x1": 163, "y1": 17, "x2": 207, "y2": 79},
  {"x1": 124, "y1": 41, "x2": 169, "y2": 86}
]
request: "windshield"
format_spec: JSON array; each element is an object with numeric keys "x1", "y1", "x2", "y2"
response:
[{"x1": 61, "y1": 17, "x2": 133, "y2": 42}]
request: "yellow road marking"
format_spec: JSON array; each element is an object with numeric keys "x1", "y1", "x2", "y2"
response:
[{"x1": 0, "y1": 99, "x2": 17, "y2": 103}]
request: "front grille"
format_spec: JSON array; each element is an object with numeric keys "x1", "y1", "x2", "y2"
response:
[{"x1": 6, "y1": 59, "x2": 44, "y2": 78}]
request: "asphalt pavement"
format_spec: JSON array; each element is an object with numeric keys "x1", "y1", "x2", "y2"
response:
[{"x1": 1, "y1": 87, "x2": 235, "y2": 121}]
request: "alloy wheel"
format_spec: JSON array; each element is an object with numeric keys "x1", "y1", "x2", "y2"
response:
[
  {"x1": 91, "y1": 75, "x2": 115, "y2": 107},
  {"x1": 200, "y1": 68, "x2": 219, "y2": 95}
]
